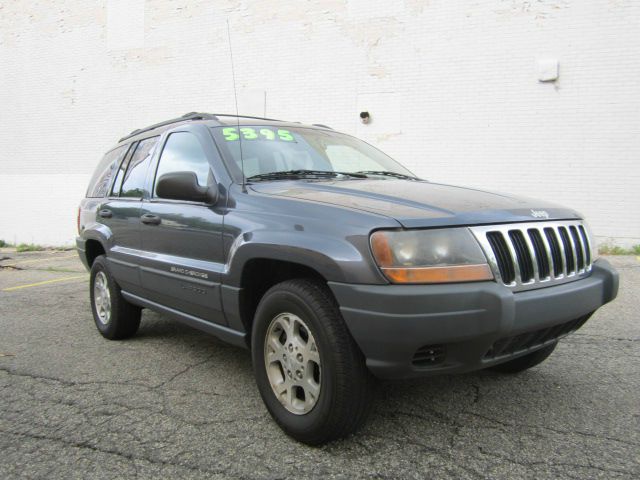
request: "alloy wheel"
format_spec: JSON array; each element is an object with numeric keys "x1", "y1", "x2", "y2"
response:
[{"x1": 264, "y1": 312, "x2": 321, "y2": 415}]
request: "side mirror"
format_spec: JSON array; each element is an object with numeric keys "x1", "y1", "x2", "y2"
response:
[{"x1": 156, "y1": 171, "x2": 218, "y2": 204}]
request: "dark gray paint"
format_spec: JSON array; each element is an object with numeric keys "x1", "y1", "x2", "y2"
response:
[{"x1": 77, "y1": 117, "x2": 618, "y2": 379}]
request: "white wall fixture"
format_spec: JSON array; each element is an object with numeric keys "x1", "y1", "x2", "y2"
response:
[{"x1": 537, "y1": 58, "x2": 559, "y2": 82}]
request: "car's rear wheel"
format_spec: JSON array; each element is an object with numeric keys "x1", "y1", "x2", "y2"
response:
[
  {"x1": 488, "y1": 342, "x2": 557, "y2": 373},
  {"x1": 251, "y1": 279, "x2": 374, "y2": 445},
  {"x1": 90, "y1": 255, "x2": 141, "y2": 340}
]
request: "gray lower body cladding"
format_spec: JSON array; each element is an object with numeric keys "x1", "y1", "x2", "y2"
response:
[{"x1": 329, "y1": 259, "x2": 619, "y2": 379}]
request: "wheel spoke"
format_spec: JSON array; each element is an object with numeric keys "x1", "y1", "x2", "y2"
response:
[
  {"x1": 301, "y1": 340, "x2": 320, "y2": 364},
  {"x1": 278, "y1": 315, "x2": 294, "y2": 340},
  {"x1": 264, "y1": 312, "x2": 322, "y2": 415},
  {"x1": 267, "y1": 334, "x2": 283, "y2": 354},
  {"x1": 93, "y1": 271, "x2": 111, "y2": 325},
  {"x1": 303, "y1": 377, "x2": 320, "y2": 399},
  {"x1": 266, "y1": 349, "x2": 281, "y2": 365},
  {"x1": 275, "y1": 379, "x2": 289, "y2": 396}
]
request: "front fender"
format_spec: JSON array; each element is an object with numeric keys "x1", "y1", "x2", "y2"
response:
[{"x1": 223, "y1": 230, "x2": 387, "y2": 286}]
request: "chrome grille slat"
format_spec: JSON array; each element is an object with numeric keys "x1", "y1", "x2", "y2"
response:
[
  {"x1": 522, "y1": 230, "x2": 540, "y2": 282},
  {"x1": 555, "y1": 226, "x2": 570, "y2": 277},
  {"x1": 537, "y1": 228, "x2": 555, "y2": 280},
  {"x1": 544, "y1": 227, "x2": 564, "y2": 278},
  {"x1": 562, "y1": 226, "x2": 579, "y2": 275},
  {"x1": 570, "y1": 226, "x2": 586, "y2": 272},
  {"x1": 470, "y1": 220, "x2": 594, "y2": 292},
  {"x1": 508, "y1": 230, "x2": 534, "y2": 284},
  {"x1": 578, "y1": 225, "x2": 591, "y2": 265},
  {"x1": 503, "y1": 231, "x2": 523, "y2": 285}
]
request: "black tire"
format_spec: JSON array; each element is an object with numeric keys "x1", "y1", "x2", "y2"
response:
[
  {"x1": 251, "y1": 278, "x2": 374, "y2": 445},
  {"x1": 488, "y1": 342, "x2": 557, "y2": 374},
  {"x1": 89, "y1": 255, "x2": 141, "y2": 340}
]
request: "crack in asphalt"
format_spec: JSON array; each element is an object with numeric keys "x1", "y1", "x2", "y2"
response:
[
  {"x1": 475, "y1": 445, "x2": 636, "y2": 476},
  {"x1": 461, "y1": 411, "x2": 640, "y2": 448},
  {"x1": 0, "y1": 428, "x2": 231, "y2": 478}
]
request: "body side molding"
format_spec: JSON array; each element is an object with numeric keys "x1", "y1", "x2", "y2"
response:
[{"x1": 121, "y1": 291, "x2": 247, "y2": 348}]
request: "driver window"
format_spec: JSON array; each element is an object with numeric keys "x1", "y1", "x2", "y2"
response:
[{"x1": 154, "y1": 132, "x2": 212, "y2": 196}]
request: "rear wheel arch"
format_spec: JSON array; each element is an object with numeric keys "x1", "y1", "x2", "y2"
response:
[{"x1": 85, "y1": 239, "x2": 106, "y2": 268}]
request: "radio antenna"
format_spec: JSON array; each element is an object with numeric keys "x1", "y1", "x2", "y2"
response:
[{"x1": 226, "y1": 19, "x2": 246, "y2": 192}]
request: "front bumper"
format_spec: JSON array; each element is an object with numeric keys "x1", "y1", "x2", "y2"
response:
[{"x1": 329, "y1": 259, "x2": 618, "y2": 379}]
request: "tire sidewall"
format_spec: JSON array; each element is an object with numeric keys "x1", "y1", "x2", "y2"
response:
[{"x1": 252, "y1": 286, "x2": 338, "y2": 435}]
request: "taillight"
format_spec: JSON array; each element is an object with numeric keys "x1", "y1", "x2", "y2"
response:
[{"x1": 77, "y1": 207, "x2": 81, "y2": 235}]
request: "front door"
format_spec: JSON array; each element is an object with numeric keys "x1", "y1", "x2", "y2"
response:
[{"x1": 138, "y1": 129, "x2": 226, "y2": 325}]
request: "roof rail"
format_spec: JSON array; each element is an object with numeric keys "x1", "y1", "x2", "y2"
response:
[
  {"x1": 312, "y1": 123, "x2": 333, "y2": 129},
  {"x1": 210, "y1": 113, "x2": 285, "y2": 122},
  {"x1": 118, "y1": 112, "x2": 219, "y2": 143}
]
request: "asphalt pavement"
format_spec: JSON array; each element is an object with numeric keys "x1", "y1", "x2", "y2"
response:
[{"x1": 0, "y1": 250, "x2": 638, "y2": 479}]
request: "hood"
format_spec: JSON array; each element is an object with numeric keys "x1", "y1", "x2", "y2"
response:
[{"x1": 250, "y1": 179, "x2": 581, "y2": 228}]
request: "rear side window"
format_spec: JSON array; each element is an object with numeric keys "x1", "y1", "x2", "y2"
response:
[
  {"x1": 87, "y1": 145, "x2": 129, "y2": 198},
  {"x1": 154, "y1": 132, "x2": 212, "y2": 196},
  {"x1": 119, "y1": 137, "x2": 159, "y2": 198}
]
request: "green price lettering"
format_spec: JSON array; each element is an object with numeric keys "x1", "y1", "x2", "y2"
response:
[
  {"x1": 278, "y1": 129, "x2": 294, "y2": 141},
  {"x1": 222, "y1": 127, "x2": 239, "y2": 141},
  {"x1": 240, "y1": 127, "x2": 258, "y2": 140},
  {"x1": 260, "y1": 128, "x2": 275, "y2": 140},
  {"x1": 221, "y1": 127, "x2": 295, "y2": 142}
]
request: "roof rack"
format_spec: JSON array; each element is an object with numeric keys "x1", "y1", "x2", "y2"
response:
[
  {"x1": 118, "y1": 112, "x2": 219, "y2": 143},
  {"x1": 210, "y1": 113, "x2": 285, "y2": 122},
  {"x1": 117, "y1": 112, "x2": 310, "y2": 143},
  {"x1": 312, "y1": 123, "x2": 333, "y2": 129}
]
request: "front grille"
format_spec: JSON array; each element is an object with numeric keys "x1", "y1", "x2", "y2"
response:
[
  {"x1": 412, "y1": 344, "x2": 446, "y2": 367},
  {"x1": 483, "y1": 314, "x2": 591, "y2": 360},
  {"x1": 470, "y1": 221, "x2": 593, "y2": 292}
]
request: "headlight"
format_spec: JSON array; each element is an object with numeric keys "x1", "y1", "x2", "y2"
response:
[{"x1": 370, "y1": 228, "x2": 493, "y2": 284}]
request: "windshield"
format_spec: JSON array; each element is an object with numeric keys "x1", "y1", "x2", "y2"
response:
[{"x1": 211, "y1": 126, "x2": 416, "y2": 181}]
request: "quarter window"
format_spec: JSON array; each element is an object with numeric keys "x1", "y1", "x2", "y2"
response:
[
  {"x1": 154, "y1": 132, "x2": 212, "y2": 196},
  {"x1": 87, "y1": 145, "x2": 129, "y2": 198},
  {"x1": 119, "y1": 137, "x2": 159, "y2": 198}
]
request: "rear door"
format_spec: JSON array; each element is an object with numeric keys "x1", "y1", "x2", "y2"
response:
[
  {"x1": 102, "y1": 137, "x2": 159, "y2": 295},
  {"x1": 138, "y1": 126, "x2": 227, "y2": 325}
]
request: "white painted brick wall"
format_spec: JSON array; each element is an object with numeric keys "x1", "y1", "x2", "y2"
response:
[{"x1": 1, "y1": 0, "x2": 638, "y2": 247}]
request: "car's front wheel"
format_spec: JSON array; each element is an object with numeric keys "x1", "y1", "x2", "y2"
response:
[
  {"x1": 251, "y1": 279, "x2": 374, "y2": 445},
  {"x1": 90, "y1": 255, "x2": 141, "y2": 340}
]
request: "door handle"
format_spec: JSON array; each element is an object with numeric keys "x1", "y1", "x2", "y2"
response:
[
  {"x1": 98, "y1": 209, "x2": 112, "y2": 219},
  {"x1": 140, "y1": 213, "x2": 161, "y2": 225}
]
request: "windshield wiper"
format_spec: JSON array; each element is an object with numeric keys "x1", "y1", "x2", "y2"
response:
[
  {"x1": 355, "y1": 170, "x2": 420, "y2": 180},
  {"x1": 246, "y1": 170, "x2": 367, "y2": 182}
]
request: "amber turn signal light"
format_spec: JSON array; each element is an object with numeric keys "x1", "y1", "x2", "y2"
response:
[{"x1": 380, "y1": 264, "x2": 493, "y2": 284}]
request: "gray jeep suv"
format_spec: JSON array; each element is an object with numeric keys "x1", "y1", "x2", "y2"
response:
[{"x1": 77, "y1": 112, "x2": 618, "y2": 445}]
